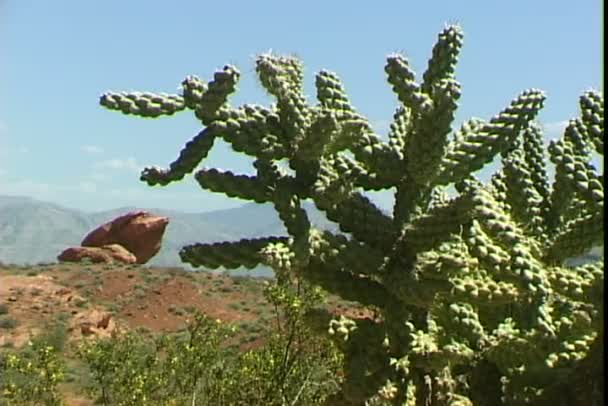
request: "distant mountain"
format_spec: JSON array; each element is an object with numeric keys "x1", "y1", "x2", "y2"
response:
[
  {"x1": 0, "y1": 195, "x2": 338, "y2": 277},
  {"x1": 0, "y1": 196, "x2": 93, "y2": 266},
  {"x1": 0, "y1": 195, "x2": 602, "y2": 277}
]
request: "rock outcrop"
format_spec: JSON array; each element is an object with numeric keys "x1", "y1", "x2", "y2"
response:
[
  {"x1": 57, "y1": 211, "x2": 169, "y2": 265},
  {"x1": 70, "y1": 310, "x2": 117, "y2": 338},
  {"x1": 58, "y1": 244, "x2": 137, "y2": 264},
  {"x1": 81, "y1": 211, "x2": 169, "y2": 264}
]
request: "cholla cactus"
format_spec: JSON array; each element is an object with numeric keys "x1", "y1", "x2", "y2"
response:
[{"x1": 100, "y1": 25, "x2": 603, "y2": 405}]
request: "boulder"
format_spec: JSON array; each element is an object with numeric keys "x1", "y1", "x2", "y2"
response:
[
  {"x1": 96, "y1": 313, "x2": 112, "y2": 329},
  {"x1": 73, "y1": 311, "x2": 116, "y2": 338},
  {"x1": 57, "y1": 244, "x2": 137, "y2": 264},
  {"x1": 81, "y1": 211, "x2": 169, "y2": 264},
  {"x1": 80, "y1": 323, "x2": 95, "y2": 336}
]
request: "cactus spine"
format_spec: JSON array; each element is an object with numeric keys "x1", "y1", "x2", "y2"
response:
[{"x1": 101, "y1": 25, "x2": 603, "y2": 405}]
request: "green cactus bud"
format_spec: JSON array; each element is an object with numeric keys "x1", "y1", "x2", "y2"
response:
[
  {"x1": 549, "y1": 138, "x2": 603, "y2": 215},
  {"x1": 564, "y1": 118, "x2": 594, "y2": 158},
  {"x1": 579, "y1": 90, "x2": 604, "y2": 154},
  {"x1": 438, "y1": 89, "x2": 545, "y2": 185},
  {"x1": 385, "y1": 53, "x2": 432, "y2": 113},
  {"x1": 181, "y1": 75, "x2": 207, "y2": 109},
  {"x1": 256, "y1": 54, "x2": 310, "y2": 147},
  {"x1": 194, "y1": 168, "x2": 272, "y2": 203},
  {"x1": 407, "y1": 77, "x2": 461, "y2": 185},
  {"x1": 329, "y1": 315, "x2": 357, "y2": 341},
  {"x1": 522, "y1": 122, "x2": 551, "y2": 209},
  {"x1": 260, "y1": 241, "x2": 295, "y2": 273},
  {"x1": 140, "y1": 126, "x2": 217, "y2": 186},
  {"x1": 193, "y1": 65, "x2": 240, "y2": 124},
  {"x1": 421, "y1": 24, "x2": 464, "y2": 94},
  {"x1": 100, "y1": 91, "x2": 186, "y2": 117},
  {"x1": 316, "y1": 192, "x2": 396, "y2": 252},
  {"x1": 180, "y1": 236, "x2": 288, "y2": 269},
  {"x1": 296, "y1": 107, "x2": 339, "y2": 160},
  {"x1": 501, "y1": 148, "x2": 545, "y2": 234},
  {"x1": 308, "y1": 229, "x2": 385, "y2": 277},
  {"x1": 315, "y1": 70, "x2": 355, "y2": 112},
  {"x1": 548, "y1": 262, "x2": 603, "y2": 300},
  {"x1": 545, "y1": 211, "x2": 604, "y2": 262},
  {"x1": 387, "y1": 106, "x2": 410, "y2": 161},
  {"x1": 402, "y1": 193, "x2": 473, "y2": 254}
]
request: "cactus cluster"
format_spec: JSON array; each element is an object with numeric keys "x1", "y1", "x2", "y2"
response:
[{"x1": 100, "y1": 25, "x2": 603, "y2": 405}]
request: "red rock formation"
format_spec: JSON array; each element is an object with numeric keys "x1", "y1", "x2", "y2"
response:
[
  {"x1": 80, "y1": 323, "x2": 94, "y2": 336},
  {"x1": 57, "y1": 244, "x2": 137, "y2": 264},
  {"x1": 96, "y1": 313, "x2": 112, "y2": 329},
  {"x1": 81, "y1": 211, "x2": 169, "y2": 264},
  {"x1": 71, "y1": 310, "x2": 118, "y2": 339}
]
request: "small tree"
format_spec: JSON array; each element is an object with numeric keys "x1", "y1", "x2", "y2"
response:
[
  {"x1": 100, "y1": 25, "x2": 603, "y2": 405},
  {"x1": 76, "y1": 330, "x2": 164, "y2": 405},
  {"x1": 224, "y1": 277, "x2": 343, "y2": 405},
  {"x1": 153, "y1": 312, "x2": 238, "y2": 405},
  {"x1": 77, "y1": 298, "x2": 341, "y2": 405}
]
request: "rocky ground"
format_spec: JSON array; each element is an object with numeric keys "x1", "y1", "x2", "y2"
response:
[{"x1": 0, "y1": 262, "x2": 369, "y2": 405}]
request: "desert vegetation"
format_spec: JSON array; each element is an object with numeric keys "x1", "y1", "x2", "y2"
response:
[
  {"x1": 1, "y1": 23, "x2": 604, "y2": 405},
  {"x1": 0, "y1": 263, "x2": 351, "y2": 405}
]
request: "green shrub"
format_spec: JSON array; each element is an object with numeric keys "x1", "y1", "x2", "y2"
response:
[
  {"x1": 0, "y1": 317, "x2": 18, "y2": 330},
  {"x1": 30, "y1": 320, "x2": 69, "y2": 354},
  {"x1": 73, "y1": 281, "x2": 86, "y2": 289},
  {"x1": 0, "y1": 341, "x2": 66, "y2": 406},
  {"x1": 74, "y1": 278, "x2": 342, "y2": 405},
  {"x1": 0, "y1": 304, "x2": 9, "y2": 315},
  {"x1": 222, "y1": 278, "x2": 343, "y2": 405},
  {"x1": 75, "y1": 312, "x2": 236, "y2": 405},
  {"x1": 76, "y1": 330, "x2": 162, "y2": 405}
]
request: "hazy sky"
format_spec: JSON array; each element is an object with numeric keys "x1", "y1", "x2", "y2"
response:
[{"x1": 0, "y1": 1, "x2": 602, "y2": 213}]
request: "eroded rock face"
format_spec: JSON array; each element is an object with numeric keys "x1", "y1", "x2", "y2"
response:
[
  {"x1": 57, "y1": 244, "x2": 137, "y2": 264},
  {"x1": 96, "y1": 313, "x2": 112, "y2": 329},
  {"x1": 70, "y1": 310, "x2": 116, "y2": 339},
  {"x1": 81, "y1": 211, "x2": 169, "y2": 264}
]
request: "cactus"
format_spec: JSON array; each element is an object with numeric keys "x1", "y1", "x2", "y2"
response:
[{"x1": 100, "y1": 25, "x2": 604, "y2": 405}]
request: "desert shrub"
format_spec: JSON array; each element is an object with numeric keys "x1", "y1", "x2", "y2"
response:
[
  {"x1": 74, "y1": 277, "x2": 343, "y2": 405},
  {"x1": 152, "y1": 313, "x2": 239, "y2": 404},
  {"x1": 167, "y1": 304, "x2": 186, "y2": 316},
  {"x1": 0, "y1": 317, "x2": 18, "y2": 330},
  {"x1": 0, "y1": 303, "x2": 9, "y2": 315},
  {"x1": 76, "y1": 330, "x2": 163, "y2": 406},
  {"x1": 183, "y1": 305, "x2": 198, "y2": 314},
  {"x1": 74, "y1": 298, "x2": 88, "y2": 308},
  {"x1": 221, "y1": 277, "x2": 344, "y2": 405},
  {"x1": 75, "y1": 312, "x2": 237, "y2": 405},
  {"x1": 134, "y1": 287, "x2": 147, "y2": 299},
  {"x1": 30, "y1": 319, "x2": 70, "y2": 354},
  {"x1": 73, "y1": 281, "x2": 86, "y2": 289},
  {"x1": 0, "y1": 341, "x2": 66, "y2": 406}
]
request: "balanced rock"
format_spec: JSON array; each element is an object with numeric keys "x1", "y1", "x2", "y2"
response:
[
  {"x1": 58, "y1": 244, "x2": 137, "y2": 264},
  {"x1": 81, "y1": 211, "x2": 169, "y2": 264}
]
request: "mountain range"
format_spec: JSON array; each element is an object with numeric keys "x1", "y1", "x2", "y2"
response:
[
  {"x1": 0, "y1": 195, "x2": 342, "y2": 277},
  {"x1": 0, "y1": 195, "x2": 602, "y2": 277}
]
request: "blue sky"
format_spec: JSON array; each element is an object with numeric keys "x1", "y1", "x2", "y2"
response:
[{"x1": 0, "y1": 1, "x2": 602, "y2": 213}]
